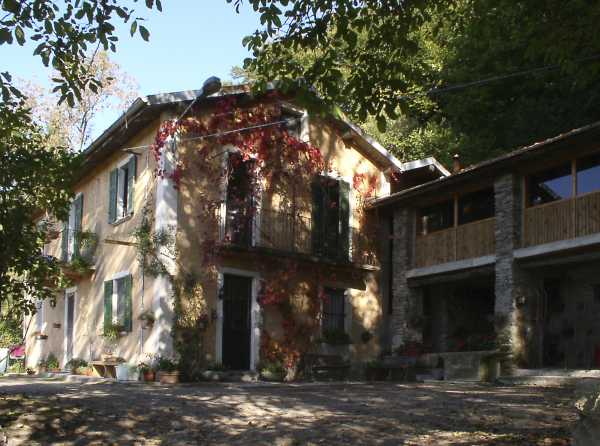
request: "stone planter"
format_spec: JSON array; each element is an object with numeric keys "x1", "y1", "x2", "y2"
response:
[{"x1": 158, "y1": 371, "x2": 180, "y2": 384}]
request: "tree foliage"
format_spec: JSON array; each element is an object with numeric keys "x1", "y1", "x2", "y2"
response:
[
  {"x1": 0, "y1": 102, "x2": 79, "y2": 315},
  {"x1": 229, "y1": 0, "x2": 600, "y2": 165},
  {"x1": 1, "y1": 0, "x2": 159, "y2": 105}
]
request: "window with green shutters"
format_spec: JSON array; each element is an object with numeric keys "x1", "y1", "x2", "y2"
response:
[
  {"x1": 108, "y1": 156, "x2": 137, "y2": 224},
  {"x1": 103, "y1": 274, "x2": 133, "y2": 332},
  {"x1": 61, "y1": 194, "x2": 83, "y2": 261},
  {"x1": 311, "y1": 176, "x2": 351, "y2": 261}
]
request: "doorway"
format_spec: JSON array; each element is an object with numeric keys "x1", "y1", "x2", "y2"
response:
[
  {"x1": 221, "y1": 274, "x2": 252, "y2": 370},
  {"x1": 64, "y1": 289, "x2": 76, "y2": 366}
]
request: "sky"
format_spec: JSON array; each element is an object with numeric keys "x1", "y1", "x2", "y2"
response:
[{"x1": 0, "y1": 1, "x2": 262, "y2": 140}]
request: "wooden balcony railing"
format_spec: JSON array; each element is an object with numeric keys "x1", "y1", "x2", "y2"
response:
[
  {"x1": 523, "y1": 190, "x2": 600, "y2": 247},
  {"x1": 414, "y1": 217, "x2": 496, "y2": 269},
  {"x1": 216, "y1": 205, "x2": 378, "y2": 267}
]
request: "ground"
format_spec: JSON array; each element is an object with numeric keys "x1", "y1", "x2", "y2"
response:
[{"x1": 0, "y1": 377, "x2": 575, "y2": 445}]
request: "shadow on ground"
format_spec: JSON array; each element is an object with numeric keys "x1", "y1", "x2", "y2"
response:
[{"x1": 0, "y1": 377, "x2": 575, "y2": 445}]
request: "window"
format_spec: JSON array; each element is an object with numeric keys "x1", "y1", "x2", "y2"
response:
[
  {"x1": 528, "y1": 163, "x2": 572, "y2": 206},
  {"x1": 322, "y1": 287, "x2": 346, "y2": 332},
  {"x1": 577, "y1": 153, "x2": 600, "y2": 196},
  {"x1": 224, "y1": 152, "x2": 254, "y2": 246},
  {"x1": 418, "y1": 200, "x2": 453, "y2": 234},
  {"x1": 312, "y1": 176, "x2": 350, "y2": 260},
  {"x1": 103, "y1": 274, "x2": 133, "y2": 332},
  {"x1": 108, "y1": 156, "x2": 136, "y2": 223},
  {"x1": 458, "y1": 188, "x2": 494, "y2": 225},
  {"x1": 61, "y1": 194, "x2": 83, "y2": 262}
]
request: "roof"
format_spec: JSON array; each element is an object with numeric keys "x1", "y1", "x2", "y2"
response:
[
  {"x1": 369, "y1": 120, "x2": 600, "y2": 209},
  {"x1": 79, "y1": 83, "x2": 406, "y2": 179}
]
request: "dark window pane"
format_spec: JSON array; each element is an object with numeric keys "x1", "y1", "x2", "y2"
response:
[
  {"x1": 458, "y1": 188, "x2": 495, "y2": 225},
  {"x1": 528, "y1": 163, "x2": 572, "y2": 206},
  {"x1": 418, "y1": 200, "x2": 454, "y2": 234},
  {"x1": 323, "y1": 287, "x2": 345, "y2": 331},
  {"x1": 577, "y1": 153, "x2": 600, "y2": 196},
  {"x1": 116, "y1": 277, "x2": 127, "y2": 326}
]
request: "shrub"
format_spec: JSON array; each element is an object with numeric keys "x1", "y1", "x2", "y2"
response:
[
  {"x1": 321, "y1": 329, "x2": 351, "y2": 345},
  {"x1": 0, "y1": 318, "x2": 22, "y2": 348},
  {"x1": 66, "y1": 358, "x2": 88, "y2": 371},
  {"x1": 46, "y1": 353, "x2": 59, "y2": 370},
  {"x1": 155, "y1": 356, "x2": 178, "y2": 372}
]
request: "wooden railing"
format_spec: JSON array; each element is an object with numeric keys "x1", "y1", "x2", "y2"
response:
[
  {"x1": 523, "y1": 190, "x2": 600, "y2": 247},
  {"x1": 414, "y1": 217, "x2": 496, "y2": 269}
]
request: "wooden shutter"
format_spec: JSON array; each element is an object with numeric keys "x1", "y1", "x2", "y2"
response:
[
  {"x1": 103, "y1": 280, "x2": 113, "y2": 330},
  {"x1": 339, "y1": 180, "x2": 350, "y2": 261},
  {"x1": 108, "y1": 168, "x2": 118, "y2": 223},
  {"x1": 123, "y1": 274, "x2": 133, "y2": 332},
  {"x1": 126, "y1": 156, "x2": 136, "y2": 215},
  {"x1": 311, "y1": 178, "x2": 324, "y2": 255},
  {"x1": 72, "y1": 194, "x2": 83, "y2": 256},
  {"x1": 61, "y1": 221, "x2": 69, "y2": 262}
]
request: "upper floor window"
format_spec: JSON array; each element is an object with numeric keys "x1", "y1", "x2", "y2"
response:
[
  {"x1": 109, "y1": 156, "x2": 137, "y2": 224},
  {"x1": 576, "y1": 153, "x2": 600, "y2": 196},
  {"x1": 224, "y1": 152, "x2": 255, "y2": 246},
  {"x1": 528, "y1": 163, "x2": 572, "y2": 206},
  {"x1": 458, "y1": 188, "x2": 495, "y2": 225},
  {"x1": 311, "y1": 176, "x2": 351, "y2": 261},
  {"x1": 418, "y1": 200, "x2": 453, "y2": 235},
  {"x1": 61, "y1": 194, "x2": 83, "y2": 262}
]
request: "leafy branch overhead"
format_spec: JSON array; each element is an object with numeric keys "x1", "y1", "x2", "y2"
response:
[{"x1": 0, "y1": 0, "x2": 159, "y2": 105}]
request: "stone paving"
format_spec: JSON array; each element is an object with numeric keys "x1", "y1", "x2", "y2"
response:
[{"x1": 0, "y1": 376, "x2": 576, "y2": 445}]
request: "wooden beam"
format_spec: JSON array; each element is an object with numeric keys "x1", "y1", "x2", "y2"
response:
[{"x1": 104, "y1": 238, "x2": 137, "y2": 246}]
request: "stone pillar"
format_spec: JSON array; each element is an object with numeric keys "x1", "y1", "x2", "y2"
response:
[
  {"x1": 494, "y1": 174, "x2": 537, "y2": 372},
  {"x1": 391, "y1": 207, "x2": 423, "y2": 350}
]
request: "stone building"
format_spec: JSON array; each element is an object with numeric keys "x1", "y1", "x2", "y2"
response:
[{"x1": 372, "y1": 122, "x2": 600, "y2": 372}]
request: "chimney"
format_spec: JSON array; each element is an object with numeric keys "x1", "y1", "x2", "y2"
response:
[{"x1": 452, "y1": 154, "x2": 461, "y2": 173}]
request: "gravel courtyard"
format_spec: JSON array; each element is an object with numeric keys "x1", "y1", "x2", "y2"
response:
[{"x1": 0, "y1": 377, "x2": 575, "y2": 445}]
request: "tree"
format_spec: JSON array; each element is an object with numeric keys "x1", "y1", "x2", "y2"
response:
[
  {"x1": 23, "y1": 51, "x2": 139, "y2": 151},
  {"x1": 228, "y1": 0, "x2": 600, "y2": 165}
]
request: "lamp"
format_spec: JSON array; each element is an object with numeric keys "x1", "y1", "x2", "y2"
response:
[{"x1": 177, "y1": 76, "x2": 222, "y2": 122}]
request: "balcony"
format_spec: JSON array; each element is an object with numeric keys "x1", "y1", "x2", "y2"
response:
[
  {"x1": 523, "y1": 190, "x2": 600, "y2": 248},
  {"x1": 216, "y1": 206, "x2": 378, "y2": 268},
  {"x1": 414, "y1": 217, "x2": 496, "y2": 269},
  {"x1": 58, "y1": 230, "x2": 98, "y2": 281}
]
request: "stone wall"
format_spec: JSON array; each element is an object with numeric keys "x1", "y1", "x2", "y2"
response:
[{"x1": 391, "y1": 207, "x2": 423, "y2": 349}]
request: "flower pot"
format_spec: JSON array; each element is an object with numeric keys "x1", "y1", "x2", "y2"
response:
[
  {"x1": 158, "y1": 371, "x2": 180, "y2": 384},
  {"x1": 37, "y1": 365, "x2": 47, "y2": 374},
  {"x1": 143, "y1": 370, "x2": 156, "y2": 382}
]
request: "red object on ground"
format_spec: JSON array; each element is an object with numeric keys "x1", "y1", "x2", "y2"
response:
[{"x1": 595, "y1": 346, "x2": 600, "y2": 368}]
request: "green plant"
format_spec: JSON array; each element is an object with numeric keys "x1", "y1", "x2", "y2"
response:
[
  {"x1": 321, "y1": 329, "x2": 351, "y2": 345},
  {"x1": 103, "y1": 323, "x2": 125, "y2": 342},
  {"x1": 138, "y1": 362, "x2": 154, "y2": 373},
  {"x1": 8, "y1": 359, "x2": 25, "y2": 374},
  {"x1": 68, "y1": 255, "x2": 92, "y2": 273},
  {"x1": 134, "y1": 217, "x2": 175, "y2": 278},
  {"x1": 364, "y1": 360, "x2": 384, "y2": 369},
  {"x1": 46, "y1": 353, "x2": 59, "y2": 370},
  {"x1": 0, "y1": 318, "x2": 22, "y2": 348},
  {"x1": 155, "y1": 356, "x2": 178, "y2": 372},
  {"x1": 259, "y1": 360, "x2": 284, "y2": 375},
  {"x1": 65, "y1": 358, "x2": 88, "y2": 371},
  {"x1": 77, "y1": 231, "x2": 98, "y2": 260}
]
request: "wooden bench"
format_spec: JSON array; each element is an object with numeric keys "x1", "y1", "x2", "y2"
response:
[
  {"x1": 303, "y1": 354, "x2": 350, "y2": 381},
  {"x1": 90, "y1": 361, "x2": 120, "y2": 378}
]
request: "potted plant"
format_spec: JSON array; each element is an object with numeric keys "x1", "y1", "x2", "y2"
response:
[
  {"x1": 65, "y1": 358, "x2": 88, "y2": 374},
  {"x1": 138, "y1": 311, "x2": 155, "y2": 329},
  {"x1": 259, "y1": 361, "x2": 285, "y2": 382},
  {"x1": 138, "y1": 362, "x2": 156, "y2": 382},
  {"x1": 46, "y1": 353, "x2": 60, "y2": 372},
  {"x1": 77, "y1": 230, "x2": 98, "y2": 262},
  {"x1": 364, "y1": 360, "x2": 388, "y2": 381},
  {"x1": 36, "y1": 358, "x2": 48, "y2": 374},
  {"x1": 156, "y1": 356, "x2": 179, "y2": 384}
]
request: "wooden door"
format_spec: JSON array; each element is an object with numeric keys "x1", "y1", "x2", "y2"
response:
[{"x1": 222, "y1": 274, "x2": 252, "y2": 370}]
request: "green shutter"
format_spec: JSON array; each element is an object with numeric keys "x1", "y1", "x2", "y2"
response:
[
  {"x1": 127, "y1": 156, "x2": 136, "y2": 215},
  {"x1": 123, "y1": 274, "x2": 133, "y2": 332},
  {"x1": 73, "y1": 194, "x2": 83, "y2": 256},
  {"x1": 103, "y1": 280, "x2": 113, "y2": 331},
  {"x1": 61, "y1": 221, "x2": 69, "y2": 262},
  {"x1": 339, "y1": 180, "x2": 350, "y2": 261},
  {"x1": 108, "y1": 168, "x2": 118, "y2": 223},
  {"x1": 311, "y1": 177, "x2": 325, "y2": 255}
]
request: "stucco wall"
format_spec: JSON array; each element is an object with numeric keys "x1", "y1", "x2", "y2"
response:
[
  {"x1": 26, "y1": 117, "x2": 165, "y2": 369},
  {"x1": 175, "y1": 104, "x2": 388, "y2": 372}
]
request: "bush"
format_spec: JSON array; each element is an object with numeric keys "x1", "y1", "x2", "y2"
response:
[
  {"x1": 155, "y1": 356, "x2": 178, "y2": 372},
  {"x1": 46, "y1": 353, "x2": 59, "y2": 370},
  {"x1": 65, "y1": 358, "x2": 88, "y2": 371}
]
